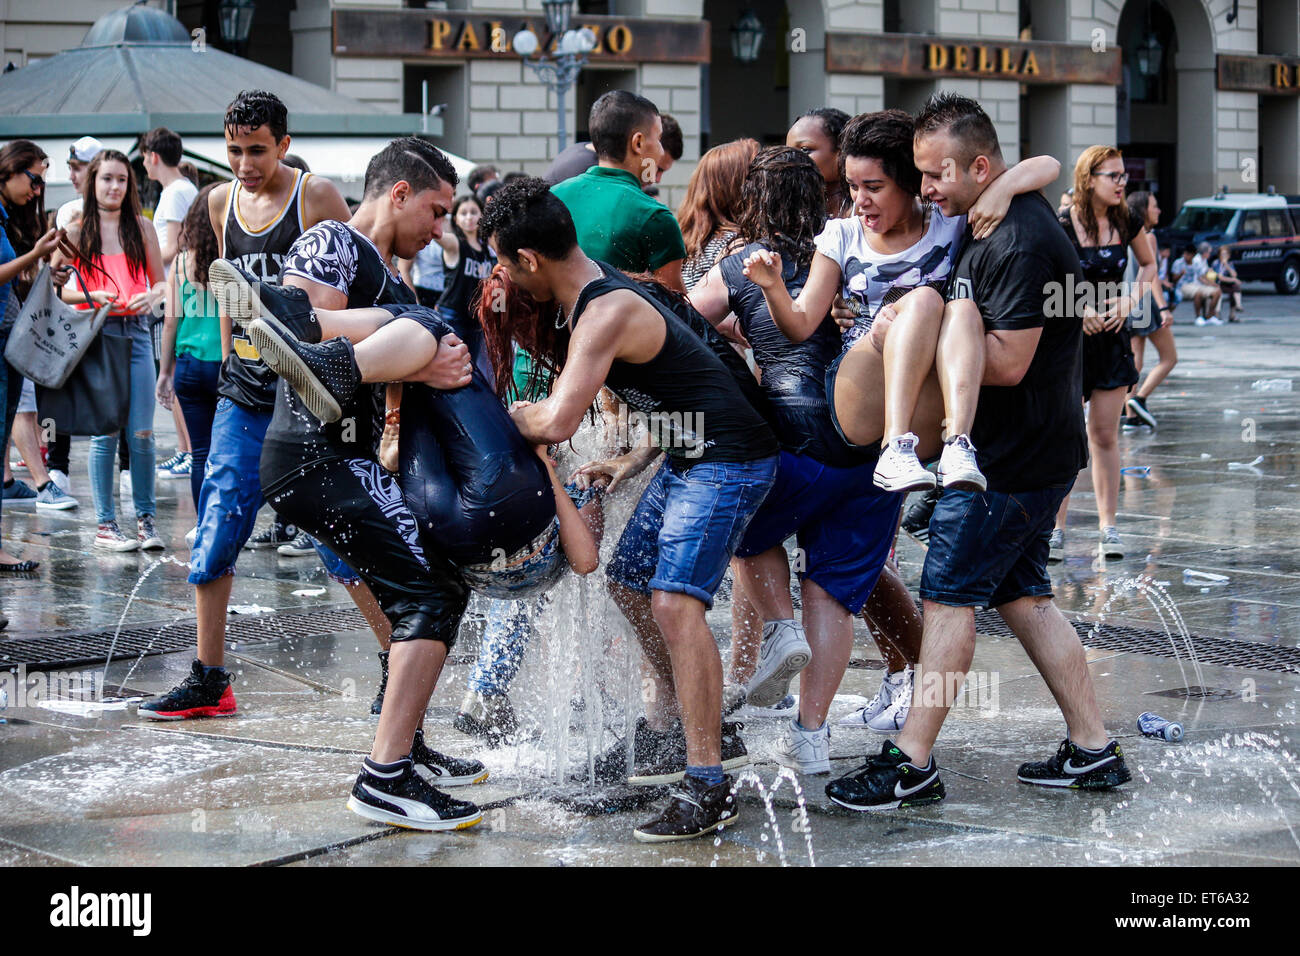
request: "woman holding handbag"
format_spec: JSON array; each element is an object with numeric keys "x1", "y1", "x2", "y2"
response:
[
  {"x1": 53, "y1": 149, "x2": 165, "y2": 551},
  {"x1": 0, "y1": 140, "x2": 66, "y2": 576}
]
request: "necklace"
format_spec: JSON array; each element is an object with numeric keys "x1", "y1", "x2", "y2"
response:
[{"x1": 557, "y1": 268, "x2": 606, "y2": 330}]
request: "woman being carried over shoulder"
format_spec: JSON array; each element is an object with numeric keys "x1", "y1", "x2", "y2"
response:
[{"x1": 742, "y1": 109, "x2": 1061, "y2": 494}]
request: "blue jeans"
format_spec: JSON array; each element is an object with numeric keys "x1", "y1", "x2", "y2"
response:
[
  {"x1": 0, "y1": 329, "x2": 25, "y2": 545},
  {"x1": 173, "y1": 352, "x2": 222, "y2": 509},
  {"x1": 188, "y1": 399, "x2": 272, "y2": 583},
  {"x1": 469, "y1": 598, "x2": 535, "y2": 697},
  {"x1": 919, "y1": 482, "x2": 1075, "y2": 608},
  {"x1": 89, "y1": 317, "x2": 156, "y2": 524},
  {"x1": 607, "y1": 455, "x2": 779, "y2": 609}
]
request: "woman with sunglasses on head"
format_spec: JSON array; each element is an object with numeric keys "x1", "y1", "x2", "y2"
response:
[
  {"x1": 0, "y1": 140, "x2": 68, "y2": 579},
  {"x1": 52, "y1": 149, "x2": 165, "y2": 552},
  {"x1": 1048, "y1": 147, "x2": 1155, "y2": 563}
]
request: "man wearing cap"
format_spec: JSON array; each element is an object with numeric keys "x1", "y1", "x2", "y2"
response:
[{"x1": 55, "y1": 136, "x2": 104, "y2": 231}]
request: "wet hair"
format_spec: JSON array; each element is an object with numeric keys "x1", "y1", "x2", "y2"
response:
[
  {"x1": 913, "y1": 91, "x2": 1002, "y2": 168},
  {"x1": 1126, "y1": 189, "x2": 1153, "y2": 229},
  {"x1": 178, "y1": 183, "x2": 220, "y2": 286},
  {"x1": 800, "y1": 107, "x2": 850, "y2": 149},
  {"x1": 363, "y1": 136, "x2": 458, "y2": 200},
  {"x1": 282, "y1": 154, "x2": 311, "y2": 172},
  {"x1": 479, "y1": 264, "x2": 557, "y2": 401},
  {"x1": 449, "y1": 194, "x2": 482, "y2": 242},
  {"x1": 478, "y1": 177, "x2": 577, "y2": 261},
  {"x1": 589, "y1": 90, "x2": 660, "y2": 161},
  {"x1": 0, "y1": 139, "x2": 49, "y2": 260},
  {"x1": 735, "y1": 146, "x2": 825, "y2": 271},
  {"x1": 838, "y1": 109, "x2": 922, "y2": 197},
  {"x1": 78, "y1": 149, "x2": 148, "y2": 281},
  {"x1": 675, "y1": 138, "x2": 758, "y2": 259},
  {"x1": 467, "y1": 165, "x2": 499, "y2": 193},
  {"x1": 659, "y1": 113, "x2": 684, "y2": 161},
  {"x1": 224, "y1": 90, "x2": 288, "y2": 143},
  {"x1": 141, "y1": 127, "x2": 183, "y2": 167},
  {"x1": 1071, "y1": 145, "x2": 1130, "y2": 245}
]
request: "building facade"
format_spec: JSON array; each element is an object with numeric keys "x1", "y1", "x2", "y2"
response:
[{"x1": 4, "y1": 1, "x2": 1299, "y2": 215}]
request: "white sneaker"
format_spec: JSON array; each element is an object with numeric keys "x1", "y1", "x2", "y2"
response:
[
  {"x1": 737, "y1": 693, "x2": 797, "y2": 720},
  {"x1": 1208, "y1": 315, "x2": 1225, "y2": 326},
  {"x1": 873, "y1": 433, "x2": 936, "y2": 493},
  {"x1": 1194, "y1": 315, "x2": 1207, "y2": 326},
  {"x1": 49, "y1": 469, "x2": 70, "y2": 494},
  {"x1": 838, "y1": 667, "x2": 913, "y2": 733},
  {"x1": 770, "y1": 718, "x2": 831, "y2": 775},
  {"x1": 745, "y1": 620, "x2": 811, "y2": 707},
  {"x1": 937, "y1": 434, "x2": 986, "y2": 491}
]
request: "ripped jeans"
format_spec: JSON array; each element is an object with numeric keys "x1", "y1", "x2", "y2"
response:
[{"x1": 89, "y1": 317, "x2": 157, "y2": 524}]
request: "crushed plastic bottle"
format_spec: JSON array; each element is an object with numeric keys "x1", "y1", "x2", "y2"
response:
[
  {"x1": 1182, "y1": 568, "x2": 1229, "y2": 586},
  {"x1": 1227, "y1": 455, "x2": 1265, "y2": 471},
  {"x1": 1251, "y1": 378, "x2": 1292, "y2": 392}
]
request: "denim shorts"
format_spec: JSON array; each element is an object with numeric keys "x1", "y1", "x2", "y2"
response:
[
  {"x1": 188, "y1": 399, "x2": 272, "y2": 584},
  {"x1": 735, "y1": 450, "x2": 902, "y2": 614},
  {"x1": 314, "y1": 537, "x2": 361, "y2": 587},
  {"x1": 607, "y1": 454, "x2": 778, "y2": 608},
  {"x1": 919, "y1": 481, "x2": 1074, "y2": 608}
]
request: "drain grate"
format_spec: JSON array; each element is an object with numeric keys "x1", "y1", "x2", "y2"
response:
[
  {"x1": 0, "y1": 604, "x2": 372, "y2": 672},
  {"x1": 974, "y1": 608, "x2": 1300, "y2": 675},
  {"x1": 1147, "y1": 686, "x2": 1239, "y2": 701},
  {"x1": 2, "y1": 601, "x2": 1297, "y2": 675}
]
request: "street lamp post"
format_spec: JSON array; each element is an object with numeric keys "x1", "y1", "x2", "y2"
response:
[
  {"x1": 513, "y1": 1, "x2": 597, "y2": 154},
  {"x1": 218, "y1": 0, "x2": 256, "y2": 56}
]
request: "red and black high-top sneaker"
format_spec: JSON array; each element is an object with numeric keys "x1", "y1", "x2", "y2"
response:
[{"x1": 139, "y1": 659, "x2": 236, "y2": 720}]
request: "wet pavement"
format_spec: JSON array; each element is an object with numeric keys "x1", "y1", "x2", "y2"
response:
[{"x1": 1, "y1": 289, "x2": 1299, "y2": 867}]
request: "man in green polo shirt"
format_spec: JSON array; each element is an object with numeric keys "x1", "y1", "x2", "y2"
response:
[{"x1": 551, "y1": 90, "x2": 687, "y2": 292}]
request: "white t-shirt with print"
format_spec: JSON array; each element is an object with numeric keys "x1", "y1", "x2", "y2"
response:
[{"x1": 814, "y1": 205, "x2": 966, "y2": 348}]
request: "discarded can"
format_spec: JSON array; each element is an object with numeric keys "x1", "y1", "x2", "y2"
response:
[{"x1": 1138, "y1": 712, "x2": 1184, "y2": 742}]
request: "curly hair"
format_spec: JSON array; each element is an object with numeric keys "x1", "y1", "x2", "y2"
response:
[
  {"x1": 838, "y1": 109, "x2": 922, "y2": 197},
  {"x1": 735, "y1": 147, "x2": 825, "y2": 271},
  {"x1": 179, "y1": 183, "x2": 220, "y2": 285}
]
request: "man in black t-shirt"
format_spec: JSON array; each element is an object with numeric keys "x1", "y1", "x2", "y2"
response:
[{"x1": 827, "y1": 94, "x2": 1131, "y2": 814}]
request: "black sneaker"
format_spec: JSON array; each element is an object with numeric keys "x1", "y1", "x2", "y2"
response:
[
  {"x1": 139, "y1": 659, "x2": 237, "y2": 720},
  {"x1": 248, "y1": 320, "x2": 359, "y2": 424},
  {"x1": 592, "y1": 717, "x2": 682, "y2": 785},
  {"x1": 347, "y1": 757, "x2": 482, "y2": 831},
  {"x1": 245, "y1": 519, "x2": 297, "y2": 550},
  {"x1": 1017, "y1": 739, "x2": 1131, "y2": 790},
  {"x1": 632, "y1": 772, "x2": 739, "y2": 843},
  {"x1": 1126, "y1": 394, "x2": 1157, "y2": 428},
  {"x1": 626, "y1": 719, "x2": 750, "y2": 787},
  {"x1": 453, "y1": 689, "x2": 518, "y2": 747},
  {"x1": 824, "y1": 739, "x2": 946, "y2": 811},
  {"x1": 208, "y1": 259, "x2": 321, "y2": 342},
  {"x1": 410, "y1": 728, "x2": 488, "y2": 787},
  {"x1": 901, "y1": 486, "x2": 941, "y2": 543},
  {"x1": 370, "y1": 650, "x2": 388, "y2": 716}
]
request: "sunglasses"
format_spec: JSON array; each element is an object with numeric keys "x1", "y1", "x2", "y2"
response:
[
  {"x1": 1092, "y1": 170, "x2": 1129, "y2": 185},
  {"x1": 22, "y1": 169, "x2": 44, "y2": 190}
]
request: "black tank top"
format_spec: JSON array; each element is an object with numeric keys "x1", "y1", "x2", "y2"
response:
[
  {"x1": 1058, "y1": 210, "x2": 1132, "y2": 284},
  {"x1": 718, "y1": 243, "x2": 869, "y2": 467},
  {"x1": 437, "y1": 237, "x2": 495, "y2": 318},
  {"x1": 217, "y1": 169, "x2": 311, "y2": 413},
  {"x1": 571, "y1": 262, "x2": 778, "y2": 464}
]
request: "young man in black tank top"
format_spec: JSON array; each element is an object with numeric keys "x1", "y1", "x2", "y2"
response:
[
  {"x1": 478, "y1": 179, "x2": 780, "y2": 843},
  {"x1": 141, "y1": 91, "x2": 361, "y2": 720},
  {"x1": 826, "y1": 94, "x2": 1130, "y2": 814}
]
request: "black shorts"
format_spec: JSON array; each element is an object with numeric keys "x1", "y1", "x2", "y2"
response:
[
  {"x1": 1082, "y1": 327, "x2": 1137, "y2": 397},
  {"x1": 265, "y1": 456, "x2": 468, "y2": 645}
]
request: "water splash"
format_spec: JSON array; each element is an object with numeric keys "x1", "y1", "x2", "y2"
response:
[
  {"x1": 730, "y1": 767, "x2": 817, "y2": 867},
  {"x1": 1088, "y1": 574, "x2": 1205, "y2": 695},
  {"x1": 101, "y1": 555, "x2": 192, "y2": 682}
]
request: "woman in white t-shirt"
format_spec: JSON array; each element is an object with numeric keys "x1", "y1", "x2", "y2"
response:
[{"x1": 745, "y1": 109, "x2": 1061, "y2": 494}]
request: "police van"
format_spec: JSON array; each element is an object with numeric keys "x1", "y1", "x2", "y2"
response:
[{"x1": 1156, "y1": 190, "x2": 1300, "y2": 294}]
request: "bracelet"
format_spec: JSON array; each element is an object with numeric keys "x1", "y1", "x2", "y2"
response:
[{"x1": 384, "y1": 408, "x2": 401, "y2": 426}]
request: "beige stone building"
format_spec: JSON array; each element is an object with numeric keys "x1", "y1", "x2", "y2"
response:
[{"x1": 4, "y1": 1, "x2": 1300, "y2": 214}]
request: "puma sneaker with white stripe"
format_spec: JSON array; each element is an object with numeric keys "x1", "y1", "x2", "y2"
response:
[
  {"x1": 824, "y1": 739, "x2": 945, "y2": 811},
  {"x1": 1017, "y1": 738, "x2": 1131, "y2": 790},
  {"x1": 347, "y1": 757, "x2": 482, "y2": 831},
  {"x1": 410, "y1": 728, "x2": 488, "y2": 787}
]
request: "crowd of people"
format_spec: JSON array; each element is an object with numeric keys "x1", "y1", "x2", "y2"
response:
[{"x1": 4, "y1": 80, "x2": 1221, "y2": 843}]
